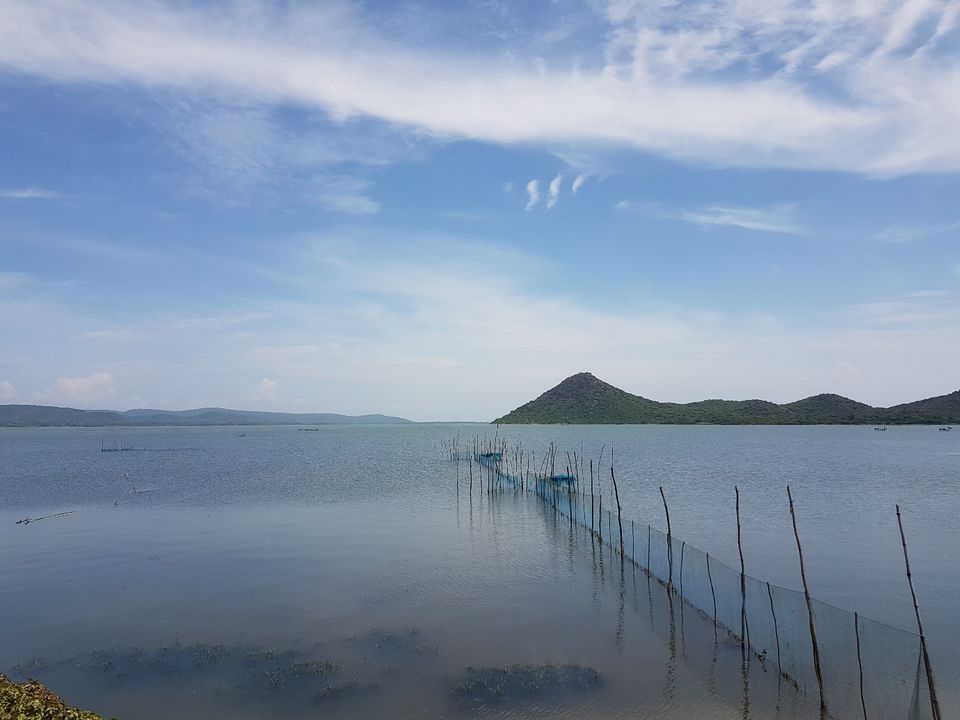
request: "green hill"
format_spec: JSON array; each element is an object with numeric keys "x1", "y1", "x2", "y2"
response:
[
  {"x1": 494, "y1": 373, "x2": 960, "y2": 425},
  {"x1": 0, "y1": 405, "x2": 413, "y2": 428}
]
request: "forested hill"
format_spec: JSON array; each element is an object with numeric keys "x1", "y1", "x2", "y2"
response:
[
  {"x1": 494, "y1": 373, "x2": 960, "y2": 425},
  {"x1": 0, "y1": 405, "x2": 413, "y2": 427}
]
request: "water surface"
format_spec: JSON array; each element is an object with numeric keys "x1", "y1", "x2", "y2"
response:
[{"x1": 1, "y1": 424, "x2": 956, "y2": 718}]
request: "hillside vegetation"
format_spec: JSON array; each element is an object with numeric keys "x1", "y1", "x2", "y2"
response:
[
  {"x1": 0, "y1": 405, "x2": 412, "y2": 428},
  {"x1": 494, "y1": 373, "x2": 960, "y2": 425}
]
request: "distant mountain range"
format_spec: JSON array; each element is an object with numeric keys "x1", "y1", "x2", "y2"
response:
[
  {"x1": 494, "y1": 373, "x2": 960, "y2": 425},
  {"x1": 0, "y1": 405, "x2": 413, "y2": 427}
]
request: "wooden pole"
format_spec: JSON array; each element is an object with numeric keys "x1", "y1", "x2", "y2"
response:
[
  {"x1": 855, "y1": 612, "x2": 868, "y2": 720},
  {"x1": 787, "y1": 484, "x2": 827, "y2": 718},
  {"x1": 660, "y1": 486, "x2": 674, "y2": 591},
  {"x1": 646, "y1": 524, "x2": 651, "y2": 571},
  {"x1": 706, "y1": 552, "x2": 718, "y2": 628},
  {"x1": 767, "y1": 581, "x2": 782, "y2": 677},
  {"x1": 679, "y1": 541, "x2": 686, "y2": 600},
  {"x1": 611, "y1": 466, "x2": 625, "y2": 557},
  {"x1": 590, "y1": 459, "x2": 595, "y2": 535},
  {"x1": 736, "y1": 486, "x2": 749, "y2": 650},
  {"x1": 896, "y1": 504, "x2": 941, "y2": 720}
]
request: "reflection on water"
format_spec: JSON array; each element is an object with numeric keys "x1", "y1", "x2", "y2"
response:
[{"x1": 0, "y1": 424, "x2": 956, "y2": 718}]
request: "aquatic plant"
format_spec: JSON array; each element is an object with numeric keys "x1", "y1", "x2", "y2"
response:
[
  {"x1": 314, "y1": 679, "x2": 381, "y2": 702},
  {"x1": 452, "y1": 663, "x2": 602, "y2": 703},
  {"x1": 0, "y1": 674, "x2": 107, "y2": 720}
]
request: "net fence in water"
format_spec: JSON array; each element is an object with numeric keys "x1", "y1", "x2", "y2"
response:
[{"x1": 467, "y1": 450, "x2": 935, "y2": 720}]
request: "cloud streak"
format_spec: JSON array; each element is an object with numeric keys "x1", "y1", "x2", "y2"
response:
[
  {"x1": 525, "y1": 179, "x2": 540, "y2": 210},
  {"x1": 681, "y1": 205, "x2": 803, "y2": 235},
  {"x1": 0, "y1": 188, "x2": 61, "y2": 200},
  {"x1": 1, "y1": 1, "x2": 959, "y2": 174},
  {"x1": 546, "y1": 174, "x2": 562, "y2": 209}
]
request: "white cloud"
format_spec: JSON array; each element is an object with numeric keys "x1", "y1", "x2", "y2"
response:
[
  {"x1": 1, "y1": 0, "x2": 959, "y2": 174},
  {"x1": 5, "y1": 231, "x2": 960, "y2": 417},
  {"x1": 0, "y1": 380, "x2": 18, "y2": 402},
  {"x1": 524, "y1": 179, "x2": 540, "y2": 210},
  {"x1": 250, "y1": 377, "x2": 279, "y2": 402},
  {"x1": 681, "y1": 205, "x2": 803, "y2": 235},
  {"x1": 0, "y1": 188, "x2": 60, "y2": 199},
  {"x1": 571, "y1": 174, "x2": 586, "y2": 194},
  {"x1": 546, "y1": 174, "x2": 563, "y2": 209},
  {"x1": 38, "y1": 372, "x2": 116, "y2": 404}
]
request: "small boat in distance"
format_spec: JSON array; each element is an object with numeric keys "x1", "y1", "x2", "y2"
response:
[
  {"x1": 940, "y1": 426, "x2": 953, "y2": 431},
  {"x1": 873, "y1": 426, "x2": 887, "y2": 431}
]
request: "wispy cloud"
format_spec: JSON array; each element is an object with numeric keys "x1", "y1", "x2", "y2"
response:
[
  {"x1": 1, "y1": 1, "x2": 959, "y2": 174},
  {"x1": 312, "y1": 175, "x2": 379, "y2": 215},
  {"x1": 0, "y1": 188, "x2": 61, "y2": 200},
  {"x1": 546, "y1": 174, "x2": 563, "y2": 209},
  {"x1": 524, "y1": 179, "x2": 540, "y2": 210},
  {"x1": 681, "y1": 205, "x2": 803, "y2": 235},
  {"x1": 870, "y1": 220, "x2": 960, "y2": 244},
  {"x1": 571, "y1": 174, "x2": 586, "y2": 194},
  {"x1": 906, "y1": 290, "x2": 953, "y2": 298}
]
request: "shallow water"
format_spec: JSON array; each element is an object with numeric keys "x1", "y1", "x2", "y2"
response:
[{"x1": 0, "y1": 424, "x2": 957, "y2": 718}]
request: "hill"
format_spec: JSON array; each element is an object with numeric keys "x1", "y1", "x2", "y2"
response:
[
  {"x1": 0, "y1": 405, "x2": 413, "y2": 428},
  {"x1": 493, "y1": 373, "x2": 960, "y2": 425}
]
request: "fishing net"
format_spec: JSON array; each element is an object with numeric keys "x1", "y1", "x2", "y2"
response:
[{"x1": 467, "y1": 450, "x2": 935, "y2": 720}]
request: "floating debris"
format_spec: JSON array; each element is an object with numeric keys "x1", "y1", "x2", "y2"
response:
[{"x1": 15, "y1": 511, "x2": 74, "y2": 526}]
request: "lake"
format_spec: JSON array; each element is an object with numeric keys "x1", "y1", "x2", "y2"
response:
[{"x1": 1, "y1": 424, "x2": 957, "y2": 719}]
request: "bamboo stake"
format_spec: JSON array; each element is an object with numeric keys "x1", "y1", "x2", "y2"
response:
[
  {"x1": 611, "y1": 466, "x2": 625, "y2": 557},
  {"x1": 660, "y1": 486, "x2": 674, "y2": 591},
  {"x1": 896, "y1": 504, "x2": 941, "y2": 720},
  {"x1": 646, "y1": 524, "x2": 651, "y2": 571},
  {"x1": 679, "y1": 541, "x2": 686, "y2": 600},
  {"x1": 767, "y1": 581, "x2": 782, "y2": 677},
  {"x1": 736, "y1": 486, "x2": 749, "y2": 650},
  {"x1": 590, "y1": 459, "x2": 595, "y2": 535},
  {"x1": 787, "y1": 484, "x2": 827, "y2": 718},
  {"x1": 707, "y1": 552, "x2": 718, "y2": 629},
  {"x1": 855, "y1": 612, "x2": 868, "y2": 720}
]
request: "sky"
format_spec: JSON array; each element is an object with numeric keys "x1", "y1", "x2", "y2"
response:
[{"x1": 1, "y1": 0, "x2": 959, "y2": 421}]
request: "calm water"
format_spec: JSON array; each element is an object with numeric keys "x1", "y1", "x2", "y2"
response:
[{"x1": 0, "y1": 424, "x2": 957, "y2": 718}]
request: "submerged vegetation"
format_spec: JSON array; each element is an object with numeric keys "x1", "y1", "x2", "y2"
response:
[
  {"x1": 495, "y1": 372, "x2": 960, "y2": 424},
  {"x1": 452, "y1": 664, "x2": 602, "y2": 703},
  {"x1": 0, "y1": 674, "x2": 105, "y2": 720}
]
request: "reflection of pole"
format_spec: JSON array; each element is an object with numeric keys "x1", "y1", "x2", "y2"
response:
[
  {"x1": 787, "y1": 485, "x2": 827, "y2": 718},
  {"x1": 896, "y1": 504, "x2": 941, "y2": 720}
]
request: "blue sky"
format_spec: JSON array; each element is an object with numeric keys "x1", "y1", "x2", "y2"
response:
[{"x1": 1, "y1": 0, "x2": 959, "y2": 420}]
